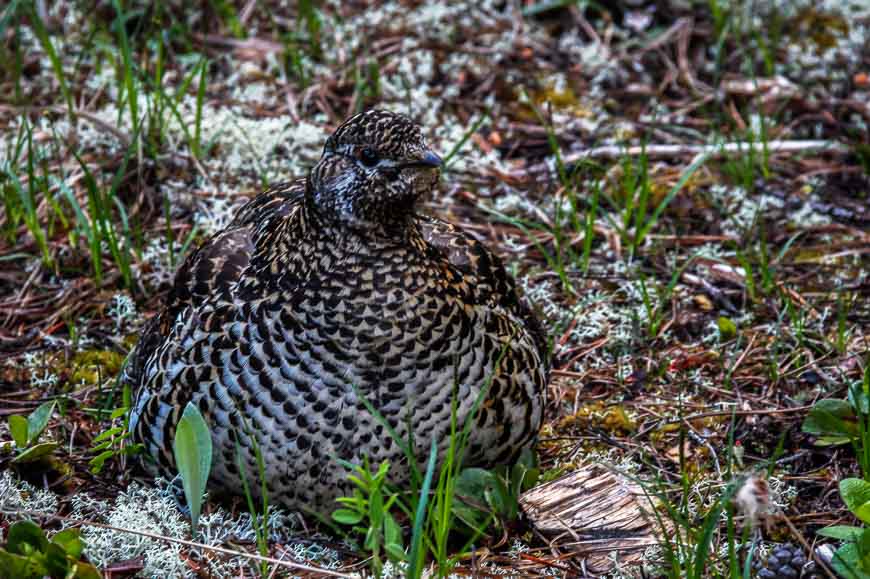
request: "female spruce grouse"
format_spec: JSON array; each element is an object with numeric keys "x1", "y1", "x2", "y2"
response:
[{"x1": 126, "y1": 109, "x2": 549, "y2": 514}]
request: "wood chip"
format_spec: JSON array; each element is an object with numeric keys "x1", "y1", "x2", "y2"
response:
[{"x1": 519, "y1": 465, "x2": 667, "y2": 575}]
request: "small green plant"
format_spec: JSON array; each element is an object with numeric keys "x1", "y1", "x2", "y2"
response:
[
  {"x1": 802, "y1": 365, "x2": 870, "y2": 478},
  {"x1": 7, "y1": 401, "x2": 59, "y2": 464},
  {"x1": 335, "y1": 346, "x2": 517, "y2": 577},
  {"x1": 65, "y1": 141, "x2": 138, "y2": 288},
  {"x1": 636, "y1": 253, "x2": 701, "y2": 339},
  {"x1": 452, "y1": 448, "x2": 539, "y2": 533},
  {"x1": 333, "y1": 458, "x2": 406, "y2": 575},
  {"x1": 88, "y1": 403, "x2": 143, "y2": 474},
  {"x1": 0, "y1": 520, "x2": 100, "y2": 579},
  {"x1": 172, "y1": 401, "x2": 213, "y2": 537},
  {"x1": 817, "y1": 478, "x2": 870, "y2": 578},
  {"x1": 601, "y1": 149, "x2": 710, "y2": 258},
  {"x1": 802, "y1": 365, "x2": 870, "y2": 577},
  {"x1": 212, "y1": 0, "x2": 246, "y2": 38}
]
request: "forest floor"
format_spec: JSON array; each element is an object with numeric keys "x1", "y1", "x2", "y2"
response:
[{"x1": 0, "y1": 1, "x2": 869, "y2": 577}]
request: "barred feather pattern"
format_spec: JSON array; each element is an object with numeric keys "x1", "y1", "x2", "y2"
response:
[{"x1": 126, "y1": 111, "x2": 548, "y2": 514}]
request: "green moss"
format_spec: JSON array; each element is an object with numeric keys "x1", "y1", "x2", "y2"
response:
[
  {"x1": 556, "y1": 401, "x2": 638, "y2": 435},
  {"x1": 69, "y1": 350, "x2": 126, "y2": 388},
  {"x1": 789, "y1": 7, "x2": 849, "y2": 53}
]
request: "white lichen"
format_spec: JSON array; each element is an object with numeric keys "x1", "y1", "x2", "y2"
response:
[{"x1": 0, "y1": 471, "x2": 60, "y2": 518}]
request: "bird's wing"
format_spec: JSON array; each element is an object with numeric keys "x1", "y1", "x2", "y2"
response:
[
  {"x1": 124, "y1": 181, "x2": 305, "y2": 389},
  {"x1": 230, "y1": 180, "x2": 307, "y2": 228},
  {"x1": 166, "y1": 181, "x2": 306, "y2": 320},
  {"x1": 418, "y1": 215, "x2": 550, "y2": 362}
]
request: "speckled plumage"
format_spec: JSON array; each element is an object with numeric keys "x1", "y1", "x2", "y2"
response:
[{"x1": 126, "y1": 110, "x2": 548, "y2": 514}]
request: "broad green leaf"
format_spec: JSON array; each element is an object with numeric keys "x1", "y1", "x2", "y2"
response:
[
  {"x1": 91, "y1": 426, "x2": 125, "y2": 444},
  {"x1": 0, "y1": 550, "x2": 40, "y2": 578},
  {"x1": 384, "y1": 538, "x2": 405, "y2": 563},
  {"x1": 861, "y1": 530, "x2": 870, "y2": 563},
  {"x1": 369, "y1": 488, "x2": 384, "y2": 527},
  {"x1": 51, "y1": 529, "x2": 84, "y2": 559},
  {"x1": 332, "y1": 508, "x2": 364, "y2": 525},
  {"x1": 806, "y1": 399, "x2": 856, "y2": 420},
  {"x1": 72, "y1": 560, "x2": 102, "y2": 579},
  {"x1": 88, "y1": 450, "x2": 115, "y2": 474},
  {"x1": 26, "y1": 401, "x2": 56, "y2": 445},
  {"x1": 818, "y1": 525, "x2": 865, "y2": 541},
  {"x1": 856, "y1": 503, "x2": 870, "y2": 525},
  {"x1": 8, "y1": 415, "x2": 27, "y2": 448},
  {"x1": 12, "y1": 442, "x2": 60, "y2": 463},
  {"x1": 803, "y1": 402, "x2": 858, "y2": 440},
  {"x1": 110, "y1": 406, "x2": 129, "y2": 420},
  {"x1": 848, "y1": 380, "x2": 870, "y2": 415},
  {"x1": 173, "y1": 401, "x2": 213, "y2": 537},
  {"x1": 831, "y1": 543, "x2": 870, "y2": 579},
  {"x1": 363, "y1": 525, "x2": 378, "y2": 551},
  {"x1": 7, "y1": 520, "x2": 48, "y2": 555},
  {"x1": 481, "y1": 471, "x2": 506, "y2": 514},
  {"x1": 456, "y1": 468, "x2": 498, "y2": 502},
  {"x1": 816, "y1": 435, "x2": 855, "y2": 446},
  {"x1": 842, "y1": 479, "x2": 870, "y2": 518},
  {"x1": 44, "y1": 542, "x2": 72, "y2": 577},
  {"x1": 515, "y1": 448, "x2": 540, "y2": 492},
  {"x1": 90, "y1": 439, "x2": 113, "y2": 452},
  {"x1": 453, "y1": 467, "x2": 499, "y2": 532},
  {"x1": 383, "y1": 514, "x2": 403, "y2": 561}
]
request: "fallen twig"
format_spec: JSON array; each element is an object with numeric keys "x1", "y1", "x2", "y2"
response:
[{"x1": 516, "y1": 140, "x2": 850, "y2": 177}]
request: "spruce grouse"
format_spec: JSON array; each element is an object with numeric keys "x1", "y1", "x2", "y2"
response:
[{"x1": 126, "y1": 110, "x2": 549, "y2": 514}]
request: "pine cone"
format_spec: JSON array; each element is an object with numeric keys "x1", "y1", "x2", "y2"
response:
[{"x1": 753, "y1": 543, "x2": 820, "y2": 578}]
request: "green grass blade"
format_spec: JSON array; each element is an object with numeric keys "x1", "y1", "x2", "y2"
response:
[
  {"x1": 0, "y1": 0, "x2": 22, "y2": 36},
  {"x1": 635, "y1": 151, "x2": 710, "y2": 245},
  {"x1": 443, "y1": 112, "x2": 489, "y2": 170},
  {"x1": 112, "y1": 0, "x2": 139, "y2": 136},
  {"x1": 193, "y1": 59, "x2": 208, "y2": 158},
  {"x1": 27, "y1": 4, "x2": 75, "y2": 120},
  {"x1": 408, "y1": 438, "x2": 438, "y2": 579}
]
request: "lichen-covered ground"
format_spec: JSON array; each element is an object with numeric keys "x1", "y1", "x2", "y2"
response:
[{"x1": 1, "y1": 1, "x2": 869, "y2": 577}]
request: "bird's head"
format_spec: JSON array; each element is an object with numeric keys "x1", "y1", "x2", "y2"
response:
[{"x1": 308, "y1": 110, "x2": 442, "y2": 232}]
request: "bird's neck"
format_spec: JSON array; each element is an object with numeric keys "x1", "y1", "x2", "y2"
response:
[{"x1": 300, "y1": 194, "x2": 424, "y2": 249}]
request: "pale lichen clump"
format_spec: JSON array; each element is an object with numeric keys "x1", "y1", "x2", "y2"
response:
[
  {"x1": 519, "y1": 272, "x2": 658, "y2": 373},
  {"x1": 107, "y1": 292, "x2": 138, "y2": 333},
  {"x1": 281, "y1": 541, "x2": 344, "y2": 572},
  {"x1": 64, "y1": 479, "x2": 302, "y2": 578},
  {"x1": 22, "y1": 351, "x2": 60, "y2": 390},
  {"x1": 68, "y1": 482, "x2": 193, "y2": 577},
  {"x1": 583, "y1": 448, "x2": 644, "y2": 477},
  {"x1": 706, "y1": 184, "x2": 786, "y2": 236},
  {"x1": 776, "y1": 0, "x2": 870, "y2": 88},
  {"x1": 138, "y1": 237, "x2": 176, "y2": 290},
  {"x1": 0, "y1": 471, "x2": 60, "y2": 519}
]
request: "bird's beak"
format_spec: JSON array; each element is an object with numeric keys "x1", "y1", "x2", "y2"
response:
[
  {"x1": 420, "y1": 150, "x2": 443, "y2": 168},
  {"x1": 398, "y1": 150, "x2": 443, "y2": 171}
]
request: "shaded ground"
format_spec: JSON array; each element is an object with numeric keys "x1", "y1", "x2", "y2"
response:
[{"x1": 0, "y1": 0, "x2": 869, "y2": 577}]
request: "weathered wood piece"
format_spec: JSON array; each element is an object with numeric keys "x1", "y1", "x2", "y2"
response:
[{"x1": 519, "y1": 465, "x2": 665, "y2": 575}]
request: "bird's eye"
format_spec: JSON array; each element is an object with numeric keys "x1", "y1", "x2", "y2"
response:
[{"x1": 359, "y1": 147, "x2": 379, "y2": 167}]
